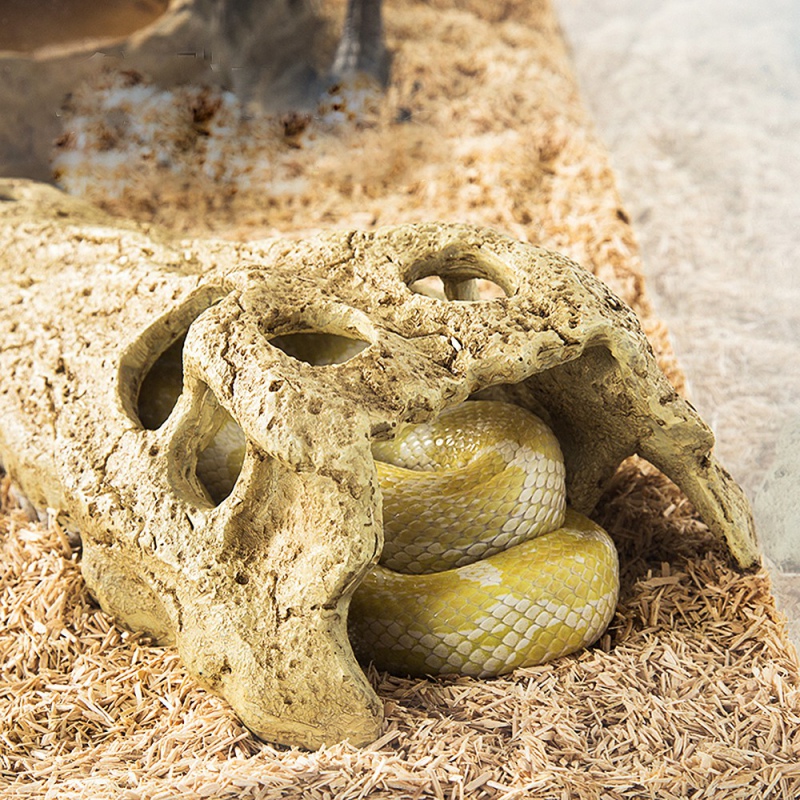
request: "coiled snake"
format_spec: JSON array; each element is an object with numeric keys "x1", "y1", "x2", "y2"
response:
[
  {"x1": 140, "y1": 344, "x2": 619, "y2": 678},
  {"x1": 351, "y1": 400, "x2": 619, "y2": 677}
]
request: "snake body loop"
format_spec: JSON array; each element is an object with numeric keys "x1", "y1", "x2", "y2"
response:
[
  {"x1": 350, "y1": 400, "x2": 619, "y2": 677},
  {"x1": 371, "y1": 402, "x2": 567, "y2": 574}
]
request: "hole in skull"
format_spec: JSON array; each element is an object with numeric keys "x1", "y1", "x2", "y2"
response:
[
  {"x1": 195, "y1": 403, "x2": 246, "y2": 506},
  {"x1": 405, "y1": 247, "x2": 516, "y2": 301},
  {"x1": 407, "y1": 275, "x2": 508, "y2": 301},
  {"x1": 270, "y1": 332, "x2": 370, "y2": 365},
  {"x1": 126, "y1": 287, "x2": 226, "y2": 430},
  {"x1": 137, "y1": 334, "x2": 185, "y2": 430},
  {"x1": 135, "y1": 333, "x2": 244, "y2": 505}
]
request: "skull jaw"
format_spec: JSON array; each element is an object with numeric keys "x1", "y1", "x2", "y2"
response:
[
  {"x1": 82, "y1": 540, "x2": 384, "y2": 747},
  {"x1": 72, "y1": 420, "x2": 386, "y2": 748}
]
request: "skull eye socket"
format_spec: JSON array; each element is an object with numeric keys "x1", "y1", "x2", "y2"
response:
[
  {"x1": 135, "y1": 333, "x2": 245, "y2": 505},
  {"x1": 123, "y1": 287, "x2": 227, "y2": 430},
  {"x1": 269, "y1": 332, "x2": 370, "y2": 366},
  {"x1": 404, "y1": 246, "x2": 516, "y2": 301},
  {"x1": 137, "y1": 334, "x2": 185, "y2": 430}
]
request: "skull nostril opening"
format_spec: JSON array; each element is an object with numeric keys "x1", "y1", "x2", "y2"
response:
[
  {"x1": 269, "y1": 332, "x2": 370, "y2": 366},
  {"x1": 404, "y1": 247, "x2": 517, "y2": 301},
  {"x1": 120, "y1": 290, "x2": 242, "y2": 506},
  {"x1": 407, "y1": 275, "x2": 509, "y2": 301}
]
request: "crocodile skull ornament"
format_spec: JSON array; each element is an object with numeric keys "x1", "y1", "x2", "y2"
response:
[{"x1": 0, "y1": 180, "x2": 758, "y2": 748}]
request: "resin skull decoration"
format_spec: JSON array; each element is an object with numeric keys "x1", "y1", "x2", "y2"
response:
[{"x1": 0, "y1": 180, "x2": 758, "y2": 749}]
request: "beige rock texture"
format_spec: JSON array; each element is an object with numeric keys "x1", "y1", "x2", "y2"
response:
[{"x1": 0, "y1": 178, "x2": 758, "y2": 748}]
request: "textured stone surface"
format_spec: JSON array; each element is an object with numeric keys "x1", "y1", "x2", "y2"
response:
[{"x1": 0, "y1": 179, "x2": 758, "y2": 747}]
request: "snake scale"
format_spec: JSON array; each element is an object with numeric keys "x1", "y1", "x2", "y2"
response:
[{"x1": 140, "y1": 337, "x2": 619, "y2": 678}]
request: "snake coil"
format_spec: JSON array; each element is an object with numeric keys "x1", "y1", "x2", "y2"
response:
[{"x1": 349, "y1": 400, "x2": 619, "y2": 677}]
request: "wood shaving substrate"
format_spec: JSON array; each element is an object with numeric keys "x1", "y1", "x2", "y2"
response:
[{"x1": 3, "y1": 0, "x2": 799, "y2": 797}]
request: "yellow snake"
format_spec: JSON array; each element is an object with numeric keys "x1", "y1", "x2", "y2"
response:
[
  {"x1": 350, "y1": 401, "x2": 619, "y2": 677},
  {"x1": 139, "y1": 339, "x2": 619, "y2": 678}
]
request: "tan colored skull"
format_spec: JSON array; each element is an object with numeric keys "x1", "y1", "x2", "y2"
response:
[{"x1": 0, "y1": 179, "x2": 758, "y2": 748}]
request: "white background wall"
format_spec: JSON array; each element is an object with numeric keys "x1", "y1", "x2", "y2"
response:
[{"x1": 554, "y1": 0, "x2": 800, "y2": 646}]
